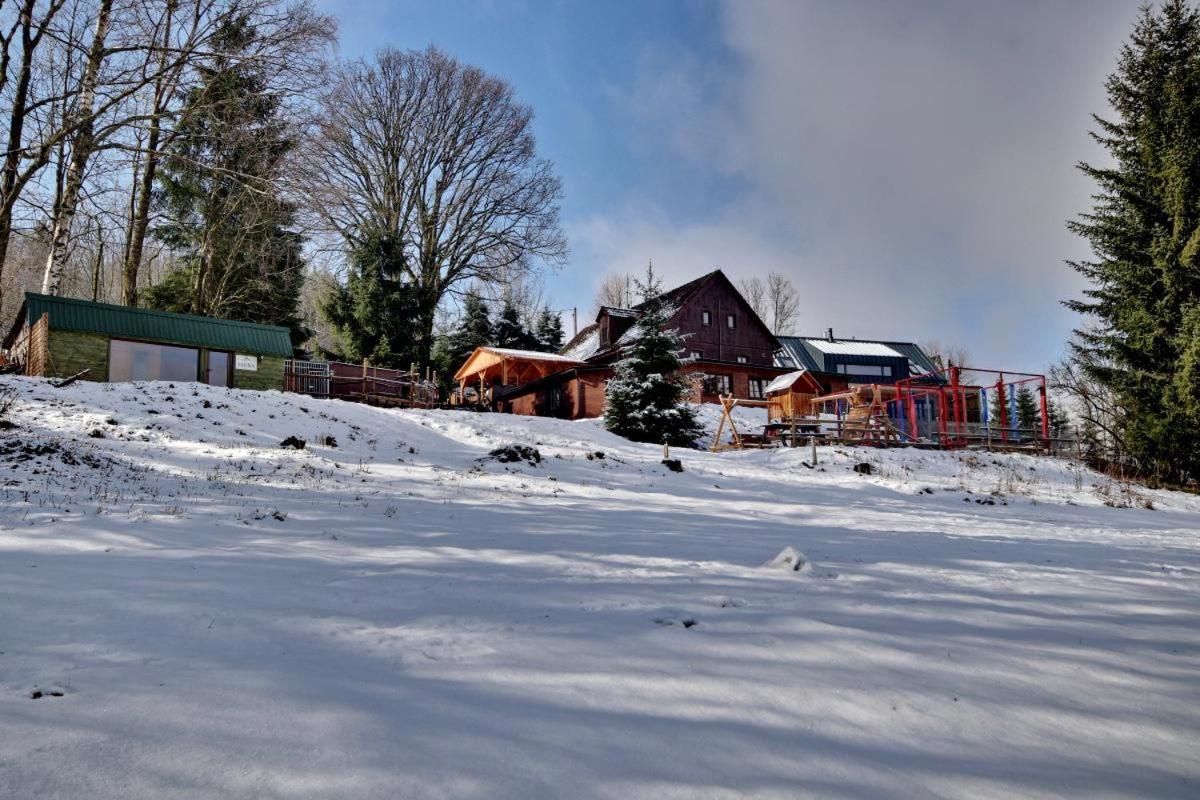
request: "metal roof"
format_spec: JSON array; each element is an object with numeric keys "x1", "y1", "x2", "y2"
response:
[
  {"x1": 13, "y1": 293, "x2": 293, "y2": 356},
  {"x1": 805, "y1": 339, "x2": 902, "y2": 357},
  {"x1": 776, "y1": 335, "x2": 939, "y2": 375}
]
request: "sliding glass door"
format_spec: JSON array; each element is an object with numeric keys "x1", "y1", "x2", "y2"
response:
[{"x1": 108, "y1": 339, "x2": 199, "y2": 382}]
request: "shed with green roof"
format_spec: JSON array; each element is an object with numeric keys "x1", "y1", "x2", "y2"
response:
[{"x1": 3, "y1": 293, "x2": 292, "y2": 390}]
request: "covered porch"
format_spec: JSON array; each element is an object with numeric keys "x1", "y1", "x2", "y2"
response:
[{"x1": 452, "y1": 347, "x2": 583, "y2": 408}]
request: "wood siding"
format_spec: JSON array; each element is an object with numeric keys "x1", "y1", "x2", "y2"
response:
[{"x1": 668, "y1": 278, "x2": 776, "y2": 366}]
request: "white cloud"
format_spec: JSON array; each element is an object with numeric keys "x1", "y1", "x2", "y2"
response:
[{"x1": 577, "y1": 0, "x2": 1137, "y2": 368}]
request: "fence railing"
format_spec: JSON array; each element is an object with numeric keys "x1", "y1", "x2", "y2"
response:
[{"x1": 285, "y1": 359, "x2": 439, "y2": 407}]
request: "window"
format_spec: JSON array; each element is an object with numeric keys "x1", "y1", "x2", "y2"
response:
[
  {"x1": 689, "y1": 351, "x2": 702, "y2": 360},
  {"x1": 736, "y1": 355, "x2": 748, "y2": 364},
  {"x1": 748, "y1": 378, "x2": 765, "y2": 399},
  {"x1": 206, "y1": 351, "x2": 231, "y2": 387},
  {"x1": 835, "y1": 363, "x2": 894, "y2": 377},
  {"x1": 727, "y1": 313, "x2": 737, "y2": 329},
  {"x1": 108, "y1": 339, "x2": 199, "y2": 382},
  {"x1": 703, "y1": 374, "x2": 732, "y2": 396},
  {"x1": 701, "y1": 310, "x2": 712, "y2": 326}
]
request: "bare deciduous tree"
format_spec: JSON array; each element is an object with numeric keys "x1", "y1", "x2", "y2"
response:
[
  {"x1": 739, "y1": 272, "x2": 800, "y2": 334},
  {"x1": 765, "y1": 272, "x2": 800, "y2": 335},
  {"x1": 593, "y1": 271, "x2": 635, "y2": 314},
  {"x1": 918, "y1": 339, "x2": 972, "y2": 370},
  {"x1": 300, "y1": 45, "x2": 567, "y2": 367}
]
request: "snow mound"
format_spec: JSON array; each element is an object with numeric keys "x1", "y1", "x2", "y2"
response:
[{"x1": 764, "y1": 546, "x2": 809, "y2": 572}]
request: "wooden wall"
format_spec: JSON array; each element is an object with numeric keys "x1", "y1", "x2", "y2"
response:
[{"x1": 669, "y1": 279, "x2": 777, "y2": 365}]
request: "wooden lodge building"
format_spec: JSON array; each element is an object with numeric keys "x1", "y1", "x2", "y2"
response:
[
  {"x1": 453, "y1": 269, "x2": 941, "y2": 421},
  {"x1": 455, "y1": 270, "x2": 785, "y2": 419}
]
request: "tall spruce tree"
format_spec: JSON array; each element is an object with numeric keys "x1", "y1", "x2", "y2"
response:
[
  {"x1": 535, "y1": 307, "x2": 565, "y2": 352},
  {"x1": 603, "y1": 296, "x2": 701, "y2": 447},
  {"x1": 1015, "y1": 385, "x2": 1040, "y2": 432},
  {"x1": 494, "y1": 301, "x2": 538, "y2": 350},
  {"x1": 146, "y1": 14, "x2": 307, "y2": 339},
  {"x1": 322, "y1": 229, "x2": 424, "y2": 368},
  {"x1": 1068, "y1": 0, "x2": 1200, "y2": 481},
  {"x1": 445, "y1": 291, "x2": 494, "y2": 368}
]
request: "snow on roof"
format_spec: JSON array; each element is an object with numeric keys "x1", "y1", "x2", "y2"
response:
[
  {"x1": 484, "y1": 347, "x2": 582, "y2": 362},
  {"x1": 805, "y1": 339, "x2": 902, "y2": 357},
  {"x1": 559, "y1": 327, "x2": 600, "y2": 361},
  {"x1": 763, "y1": 370, "x2": 813, "y2": 395}
]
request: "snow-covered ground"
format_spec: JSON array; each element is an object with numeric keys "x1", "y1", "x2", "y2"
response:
[{"x1": 1, "y1": 376, "x2": 1198, "y2": 799}]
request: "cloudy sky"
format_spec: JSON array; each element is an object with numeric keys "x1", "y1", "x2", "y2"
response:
[{"x1": 322, "y1": 0, "x2": 1141, "y2": 369}]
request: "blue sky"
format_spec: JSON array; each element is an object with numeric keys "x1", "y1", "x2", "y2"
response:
[{"x1": 319, "y1": 0, "x2": 1141, "y2": 370}]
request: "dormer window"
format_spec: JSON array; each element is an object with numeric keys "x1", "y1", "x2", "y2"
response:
[
  {"x1": 736, "y1": 355, "x2": 748, "y2": 364},
  {"x1": 701, "y1": 310, "x2": 712, "y2": 326},
  {"x1": 727, "y1": 313, "x2": 737, "y2": 329}
]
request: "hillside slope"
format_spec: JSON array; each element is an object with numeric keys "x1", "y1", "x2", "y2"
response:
[{"x1": 1, "y1": 377, "x2": 1197, "y2": 799}]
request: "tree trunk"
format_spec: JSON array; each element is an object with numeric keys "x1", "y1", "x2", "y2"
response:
[
  {"x1": 0, "y1": 0, "x2": 41, "y2": 310},
  {"x1": 41, "y1": 0, "x2": 114, "y2": 295},
  {"x1": 90, "y1": 218, "x2": 105, "y2": 301},
  {"x1": 122, "y1": 0, "x2": 175, "y2": 307}
]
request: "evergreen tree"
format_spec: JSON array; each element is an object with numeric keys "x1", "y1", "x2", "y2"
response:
[
  {"x1": 445, "y1": 291, "x2": 493, "y2": 368},
  {"x1": 603, "y1": 298, "x2": 702, "y2": 447},
  {"x1": 494, "y1": 300, "x2": 536, "y2": 349},
  {"x1": 146, "y1": 14, "x2": 306, "y2": 340},
  {"x1": 1044, "y1": 396, "x2": 1071, "y2": 439},
  {"x1": 1015, "y1": 385, "x2": 1040, "y2": 432},
  {"x1": 535, "y1": 307, "x2": 565, "y2": 352},
  {"x1": 1068, "y1": 0, "x2": 1200, "y2": 481},
  {"x1": 321, "y1": 229, "x2": 423, "y2": 368}
]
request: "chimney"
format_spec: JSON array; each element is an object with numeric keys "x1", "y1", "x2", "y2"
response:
[{"x1": 826, "y1": 327, "x2": 834, "y2": 342}]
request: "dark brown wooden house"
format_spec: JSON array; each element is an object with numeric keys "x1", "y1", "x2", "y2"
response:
[{"x1": 483, "y1": 270, "x2": 791, "y2": 419}]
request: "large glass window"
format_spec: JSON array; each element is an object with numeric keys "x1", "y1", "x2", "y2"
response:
[
  {"x1": 703, "y1": 374, "x2": 732, "y2": 395},
  {"x1": 836, "y1": 363, "x2": 893, "y2": 377},
  {"x1": 108, "y1": 339, "x2": 199, "y2": 382},
  {"x1": 206, "y1": 351, "x2": 231, "y2": 387}
]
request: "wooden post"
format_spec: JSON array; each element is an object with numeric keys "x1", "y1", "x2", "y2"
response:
[
  {"x1": 810, "y1": 436, "x2": 817, "y2": 465},
  {"x1": 362, "y1": 359, "x2": 368, "y2": 403}
]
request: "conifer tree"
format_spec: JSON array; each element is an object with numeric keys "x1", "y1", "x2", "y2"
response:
[
  {"x1": 446, "y1": 291, "x2": 493, "y2": 368},
  {"x1": 322, "y1": 229, "x2": 423, "y2": 367},
  {"x1": 1015, "y1": 386, "x2": 1040, "y2": 432},
  {"x1": 604, "y1": 293, "x2": 701, "y2": 447},
  {"x1": 1068, "y1": 0, "x2": 1200, "y2": 481},
  {"x1": 146, "y1": 14, "x2": 307, "y2": 339},
  {"x1": 494, "y1": 301, "x2": 537, "y2": 349},
  {"x1": 535, "y1": 307, "x2": 565, "y2": 352}
]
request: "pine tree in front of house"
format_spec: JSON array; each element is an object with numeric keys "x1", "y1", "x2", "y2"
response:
[
  {"x1": 604, "y1": 299, "x2": 701, "y2": 447},
  {"x1": 1068, "y1": 0, "x2": 1200, "y2": 481}
]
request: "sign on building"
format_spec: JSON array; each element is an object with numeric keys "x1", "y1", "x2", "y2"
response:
[{"x1": 235, "y1": 354, "x2": 258, "y2": 371}]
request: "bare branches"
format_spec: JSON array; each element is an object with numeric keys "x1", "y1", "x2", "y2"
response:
[
  {"x1": 298, "y1": 45, "x2": 566, "y2": 366},
  {"x1": 739, "y1": 272, "x2": 799, "y2": 335}
]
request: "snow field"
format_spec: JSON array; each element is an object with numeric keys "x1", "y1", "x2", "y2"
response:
[{"x1": 0, "y1": 376, "x2": 1197, "y2": 799}]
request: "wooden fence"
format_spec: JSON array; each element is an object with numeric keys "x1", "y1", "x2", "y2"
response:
[{"x1": 285, "y1": 359, "x2": 439, "y2": 408}]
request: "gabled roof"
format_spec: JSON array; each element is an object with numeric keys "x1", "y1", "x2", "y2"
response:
[
  {"x1": 559, "y1": 322, "x2": 600, "y2": 360},
  {"x1": 573, "y1": 269, "x2": 781, "y2": 363},
  {"x1": 454, "y1": 346, "x2": 583, "y2": 382},
  {"x1": 6, "y1": 292, "x2": 293, "y2": 356},
  {"x1": 763, "y1": 369, "x2": 822, "y2": 395},
  {"x1": 776, "y1": 335, "x2": 939, "y2": 376}
]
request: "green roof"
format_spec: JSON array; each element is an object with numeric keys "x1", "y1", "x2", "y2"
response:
[{"x1": 13, "y1": 293, "x2": 293, "y2": 357}]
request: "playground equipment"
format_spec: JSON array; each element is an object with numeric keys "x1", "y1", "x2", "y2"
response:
[{"x1": 892, "y1": 365, "x2": 1049, "y2": 450}]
